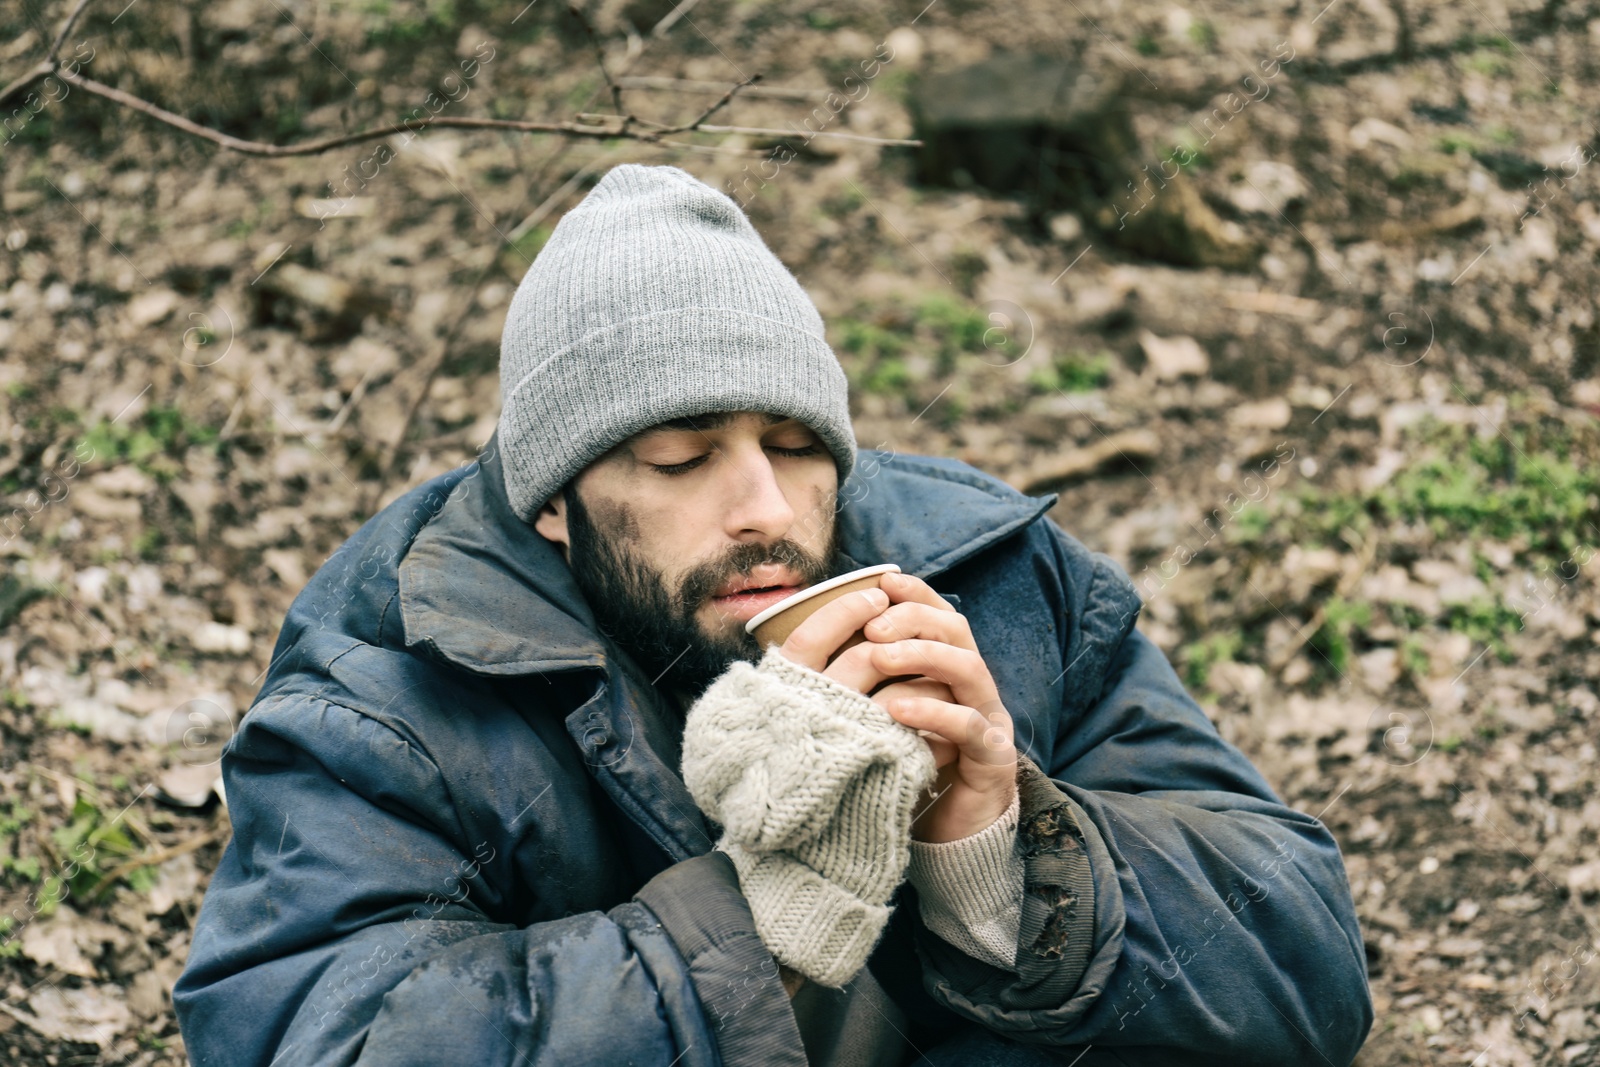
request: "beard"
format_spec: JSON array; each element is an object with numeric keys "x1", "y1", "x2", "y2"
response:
[{"x1": 563, "y1": 484, "x2": 843, "y2": 704}]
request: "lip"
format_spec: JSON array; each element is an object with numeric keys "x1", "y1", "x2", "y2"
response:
[
  {"x1": 712, "y1": 564, "x2": 805, "y2": 599},
  {"x1": 708, "y1": 584, "x2": 807, "y2": 622}
]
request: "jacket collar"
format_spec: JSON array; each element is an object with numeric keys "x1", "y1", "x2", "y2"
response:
[{"x1": 398, "y1": 429, "x2": 1058, "y2": 676}]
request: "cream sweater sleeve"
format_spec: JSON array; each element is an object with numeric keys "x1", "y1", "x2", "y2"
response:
[{"x1": 903, "y1": 789, "x2": 1025, "y2": 971}]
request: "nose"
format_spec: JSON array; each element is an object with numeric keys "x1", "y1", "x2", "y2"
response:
[{"x1": 720, "y1": 445, "x2": 796, "y2": 542}]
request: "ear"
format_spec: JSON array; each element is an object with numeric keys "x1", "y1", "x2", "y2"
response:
[{"x1": 533, "y1": 491, "x2": 569, "y2": 549}]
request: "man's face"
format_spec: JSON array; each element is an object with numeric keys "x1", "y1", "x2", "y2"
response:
[{"x1": 534, "y1": 411, "x2": 844, "y2": 700}]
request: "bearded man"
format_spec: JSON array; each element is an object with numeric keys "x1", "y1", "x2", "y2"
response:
[{"x1": 175, "y1": 164, "x2": 1373, "y2": 1066}]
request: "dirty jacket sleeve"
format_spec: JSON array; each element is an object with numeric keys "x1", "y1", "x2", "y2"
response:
[
  {"x1": 172, "y1": 693, "x2": 806, "y2": 1067},
  {"x1": 908, "y1": 521, "x2": 1373, "y2": 1066}
]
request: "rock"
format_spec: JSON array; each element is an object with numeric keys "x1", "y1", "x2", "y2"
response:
[
  {"x1": 1565, "y1": 860, "x2": 1600, "y2": 898},
  {"x1": 1520, "y1": 216, "x2": 1558, "y2": 262},
  {"x1": 69, "y1": 487, "x2": 143, "y2": 523},
  {"x1": 1228, "y1": 161, "x2": 1308, "y2": 216},
  {"x1": 909, "y1": 55, "x2": 1135, "y2": 212},
  {"x1": 190, "y1": 621, "x2": 251, "y2": 655},
  {"x1": 74, "y1": 566, "x2": 113, "y2": 604},
  {"x1": 1014, "y1": 429, "x2": 1162, "y2": 494},
  {"x1": 1048, "y1": 212, "x2": 1084, "y2": 243},
  {"x1": 88, "y1": 465, "x2": 155, "y2": 497},
  {"x1": 1139, "y1": 331, "x2": 1209, "y2": 380},
  {"x1": 1494, "y1": 893, "x2": 1543, "y2": 914},
  {"x1": 331, "y1": 337, "x2": 400, "y2": 392},
  {"x1": 262, "y1": 548, "x2": 307, "y2": 589},
  {"x1": 156, "y1": 762, "x2": 223, "y2": 809},
  {"x1": 51, "y1": 694, "x2": 145, "y2": 743},
  {"x1": 1359, "y1": 647, "x2": 1401, "y2": 692},
  {"x1": 3, "y1": 985, "x2": 133, "y2": 1047},
  {"x1": 1349, "y1": 117, "x2": 1413, "y2": 151},
  {"x1": 20, "y1": 909, "x2": 131, "y2": 980},
  {"x1": 883, "y1": 27, "x2": 925, "y2": 69},
  {"x1": 1208, "y1": 660, "x2": 1267, "y2": 700},
  {"x1": 145, "y1": 854, "x2": 203, "y2": 916},
  {"x1": 252, "y1": 261, "x2": 387, "y2": 342},
  {"x1": 1226, "y1": 397, "x2": 1291, "y2": 430},
  {"x1": 125, "y1": 288, "x2": 180, "y2": 328}
]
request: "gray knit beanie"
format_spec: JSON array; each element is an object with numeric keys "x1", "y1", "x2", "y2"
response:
[{"x1": 496, "y1": 164, "x2": 858, "y2": 521}]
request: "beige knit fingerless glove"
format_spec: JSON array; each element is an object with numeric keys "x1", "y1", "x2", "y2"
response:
[{"x1": 682, "y1": 645, "x2": 938, "y2": 988}]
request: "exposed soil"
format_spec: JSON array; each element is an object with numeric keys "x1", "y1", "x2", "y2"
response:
[{"x1": 2, "y1": 0, "x2": 1599, "y2": 1063}]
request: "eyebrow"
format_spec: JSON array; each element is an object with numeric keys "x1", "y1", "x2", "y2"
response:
[{"x1": 636, "y1": 411, "x2": 793, "y2": 437}]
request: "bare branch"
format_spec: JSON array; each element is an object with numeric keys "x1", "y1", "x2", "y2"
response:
[
  {"x1": 0, "y1": 59, "x2": 53, "y2": 109},
  {"x1": 507, "y1": 147, "x2": 629, "y2": 242},
  {"x1": 617, "y1": 75, "x2": 829, "y2": 100},
  {"x1": 682, "y1": 72, "x2": 761, "y2": 129},
  {"x1": 48, "y1": 68, "x2": 919, "y2": 155},
  {"x1": 657, "y1": 122, "x2": 922, "y2": 147},
  {"x1": 568, "y1": 3, "x2": 627, "y2": 117},
  {"x1": 651, "y1": 0, "x2": 703, "y2": 38},
  {"x1": 48, "y1": 0, "x2": 97, "y2": 64}
]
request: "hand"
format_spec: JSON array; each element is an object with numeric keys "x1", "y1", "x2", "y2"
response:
[
  {"x1": 774, "y1": 583, "x2": 955, "y2": 702},
  {"x1": 865, "y1": 573, "x2": 1018, "y2": 843},
  {"x1": 778, "y1": 573, "x2": 1018, "y2": 844}
]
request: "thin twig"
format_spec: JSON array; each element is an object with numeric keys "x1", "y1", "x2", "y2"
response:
[
  {"x1": 365, "y1": 248, "x2": 502, "y2": 514},
  {"x1": 661, "y1": 122, "x2": 921, "y2": 146},
  {"x1": 29, "y1": 68, "x2": 918, "y2": 156},
  {"x1": 617, "y1": 75, "x2": 829, "y2": 99},
  {"x1": 683, "y1": 72, "x2": 761, "y2": 129},
  {"x1": 56, "y1": 70, "x2": 636, "y2": 153},
  {"x1": 87, "y1": 827, "x2": 227, "y2": 902},
  {"x1": 0, "y1": 59, "x2": 53, "y2": 109},
  {"x1": 651, "y1": 0, "x2": 703, "y2": 38},
  {"x1": 507, "y1": 146, "x2": 628, "y2": 242},
  {"x1": 47, "y1": 0, "x2": 96, "y2": 64},
  {"x1": 568, "y1": 3, "x2": 627, "y2": 117},
  {"x1": 1268, "y1": 530, "x2": 1380, "y2": 673}
]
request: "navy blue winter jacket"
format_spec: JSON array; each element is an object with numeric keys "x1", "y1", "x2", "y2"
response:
[{"x1": 174, "y1": 432, "x2": 1373, "y2": 1065}]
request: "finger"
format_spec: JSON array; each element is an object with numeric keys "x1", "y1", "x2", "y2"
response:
[
  {"x1": 867, "y1": 639, "x2": 1000, "y2": 711},
  {"x1": 862, "y1": 600, "x2": 977, "y2": 652},
  {"x1": 879, "y1": 571, "x2": 958, "y2": 613},
  {"x1": 871, "y1": 680, "x2": 961, "y2": 754},
  {"x1": 776, "y1": 587, "x2": 889, "y2": 672},
  {"x1": 817, "y1": 635, "x2": 907, "y2": 697},
  {"x1": 871, "y1": 677, "x2": 956, "y2": 706},
  {"x1": 884, "y1": 696, "x2": 1017, "y2": 770},
  {"x1": 920, "y1": 732, "x2": 960, "y2": 769}
]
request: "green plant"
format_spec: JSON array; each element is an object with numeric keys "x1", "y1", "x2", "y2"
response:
[
  {"x1": 1187, "y1": 20, "x2": 1218, "y2": 50},
  {"x1": 1433, "y1": 132, "x2": 1479, "y2": 155},
  {"x1": 1182, "y1": 631, "x2": 1245, "y2": 689},
  {"x1": 45, "y1": 794, "x2": 153, "y2": 905},
  {"x1": 1224, "y1": 503, "x2": 1274, "y2": 546},
  {"x1": 859, "y1": 357, "x2": 912, "y2": 395},
  {"x1": 1027, "y1": 350, "x2": 1114, "y2": 394},
  {"x1": 1135, "y1": 33, "x2": 1160, "y2": 56},
  {"x1": 1461, "y1": 49, "x2": 1512, "y2": 77},
  {"x1": 133, "y1": 527, "x2": 164, "y2": 561},
  {"x1": 1399, "y1": 634, "x2": 1431, "y2": 678},
  {"x1": 1444, "y1": 596, "x2": 1523, "y2": 662},
  {"x1": 81, "y1": 406, "x2": 218, "y2": 473},
  {"x1": 916, "y1": 296, "x2": 989, "y2": 375},
  {"x1": 1309, "y1": 597, "x2": 1372, "y2": 678}
]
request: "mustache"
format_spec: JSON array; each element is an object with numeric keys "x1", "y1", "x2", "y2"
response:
[{"x1": 679, "y1": 538, "x2": 833, "y2": 610}]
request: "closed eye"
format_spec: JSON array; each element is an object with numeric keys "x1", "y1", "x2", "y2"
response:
[{"x1": 648, "y1": 444, "x2": 822, "y2": 477}]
